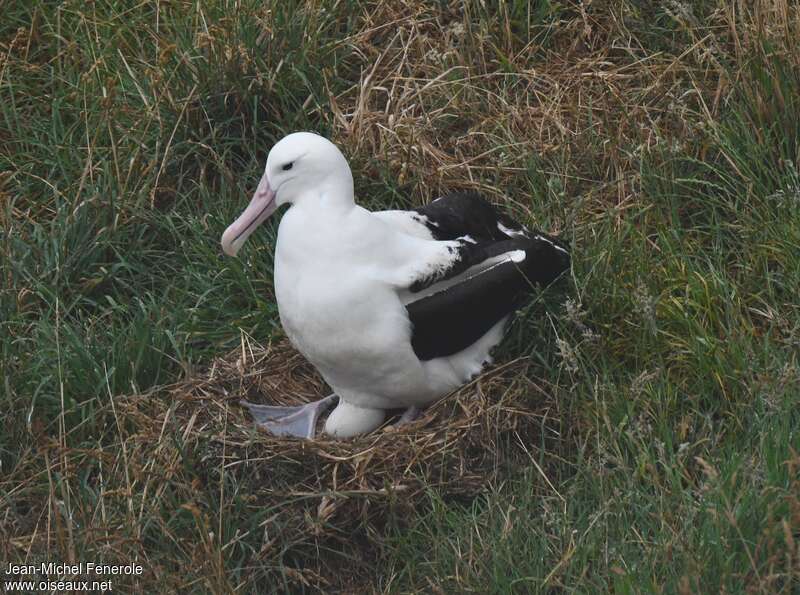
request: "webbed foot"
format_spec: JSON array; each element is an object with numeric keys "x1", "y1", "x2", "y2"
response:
[{"x1": 241, "y1": 394, "x2": 339, "y2": 439}]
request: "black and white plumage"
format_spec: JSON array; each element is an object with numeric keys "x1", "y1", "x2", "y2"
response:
[{"x1": 221, "y1": 132, "x2": 570, "y2": 439}]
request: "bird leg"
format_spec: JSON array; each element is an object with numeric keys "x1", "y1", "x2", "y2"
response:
[
  {"x1": 396, "y1": 406, "x2": 421, "y2": 426},
  {"x1": 241, "y1": 394, "x2": 339, "y2": 439}
]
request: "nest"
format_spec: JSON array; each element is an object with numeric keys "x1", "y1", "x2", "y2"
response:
[{"x1": 121, "y1": 337, "x2": 559, "y2": 591}]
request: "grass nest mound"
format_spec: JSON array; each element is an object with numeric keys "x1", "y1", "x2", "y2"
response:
[{"x1": 138, "y1": 337, "x2": 557, "y2": 589}]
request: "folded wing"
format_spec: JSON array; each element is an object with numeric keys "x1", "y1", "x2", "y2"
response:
[{"x1": 377, "y1": 192, "x2": 571, "y2": 361}]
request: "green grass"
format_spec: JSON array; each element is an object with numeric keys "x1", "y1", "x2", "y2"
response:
[{"x1": 2, "y1": 0, "x2": 799, "y2": 593}]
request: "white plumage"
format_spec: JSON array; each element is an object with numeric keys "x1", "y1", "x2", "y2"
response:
[{"x1": 221, "y1": 132, "x2": 569, "y2": 438}]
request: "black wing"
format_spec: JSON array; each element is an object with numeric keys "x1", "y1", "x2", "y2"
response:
[
  {"x1": 414, "y1": 191, "x2": 566, "y2": 247},
  {"x1": 407, "y1": 238, "x2": 532, "y2": 294},
  {"x1": 405, "y1": 193, "x2": 570, "y2": 361}
]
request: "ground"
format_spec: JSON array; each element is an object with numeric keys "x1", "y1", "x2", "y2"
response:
[{"x1": 1, "y1": 1, "x2": 799, "y2": 593}]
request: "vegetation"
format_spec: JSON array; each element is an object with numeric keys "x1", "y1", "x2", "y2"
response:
[{"x1": 2, "y1": 0, "x2": 798, "y2": 592}]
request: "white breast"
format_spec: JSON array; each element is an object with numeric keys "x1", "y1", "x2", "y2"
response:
[{"x1": 274, "y1": 204, "x2": 432, "y2": 409}]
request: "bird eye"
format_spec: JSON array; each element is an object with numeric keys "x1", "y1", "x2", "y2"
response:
[{"x1": 282, "y1": 162, "x2": 293, "y2": 171}]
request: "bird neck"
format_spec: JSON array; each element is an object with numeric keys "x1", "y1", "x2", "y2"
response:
[
  {"x1": 317, "y1": 167, "x2": 355, "y2": 211},
  {"x1": 289, "y1": 171, "x2": 356, "y2": 222}
]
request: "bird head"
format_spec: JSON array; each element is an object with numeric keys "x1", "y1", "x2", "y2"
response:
[{"x1": 221, "y1": 132, "x2": 353, "y2": 256}]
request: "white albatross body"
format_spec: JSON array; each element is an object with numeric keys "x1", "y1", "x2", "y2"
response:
[
  {"x1": 275, "y1": 200, "x2": 506, "y2": 408},
  {"x1": 221, "y1": 132, "x2": 569, "y2": 438}
]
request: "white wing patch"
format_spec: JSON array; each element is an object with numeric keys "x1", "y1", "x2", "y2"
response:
[
  {"x1": 497, "y1": 222, "x2": 527, "y2": 238},
  {"x1": 532, "y1": 233, "x2": 570, "y2": 255},
  {"x1": 508, "y1": 249, "x2": 526, "y2": 263},
  {"x1": 400, "y1": 248, "x2": 526, "y2": 305},
  {"x1": 405, "y1": 241, "x2": 465, "y2": 292},
  {"x1": 417, "y1": 213, "x2": 439, "y2": 227},
  {"x1": 497, "y1": 219, "x2": 570, "y2": 256},
  {"x1": 373, "y1": 210, "x2": 435, "y2": 240}
]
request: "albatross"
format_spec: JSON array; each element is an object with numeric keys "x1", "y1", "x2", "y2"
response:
[{"x1": 221, "y1": 132, "x2": 570, "y2": 439}]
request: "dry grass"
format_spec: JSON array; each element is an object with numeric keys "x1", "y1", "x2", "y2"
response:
[
  {"x1": 3, "y1": 0, "x2": 800, "y2": 593},
  {"x1": 325, "y1": 2, "x2": 710, "y2": 204},
  {"x1": 5, "y1": 337, "x2": 564, "y2": 591}
]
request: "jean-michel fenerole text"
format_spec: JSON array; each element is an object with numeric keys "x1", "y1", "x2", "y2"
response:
[{"x1": 4, "y1": 562, "x2": 144, "y2": 576}]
